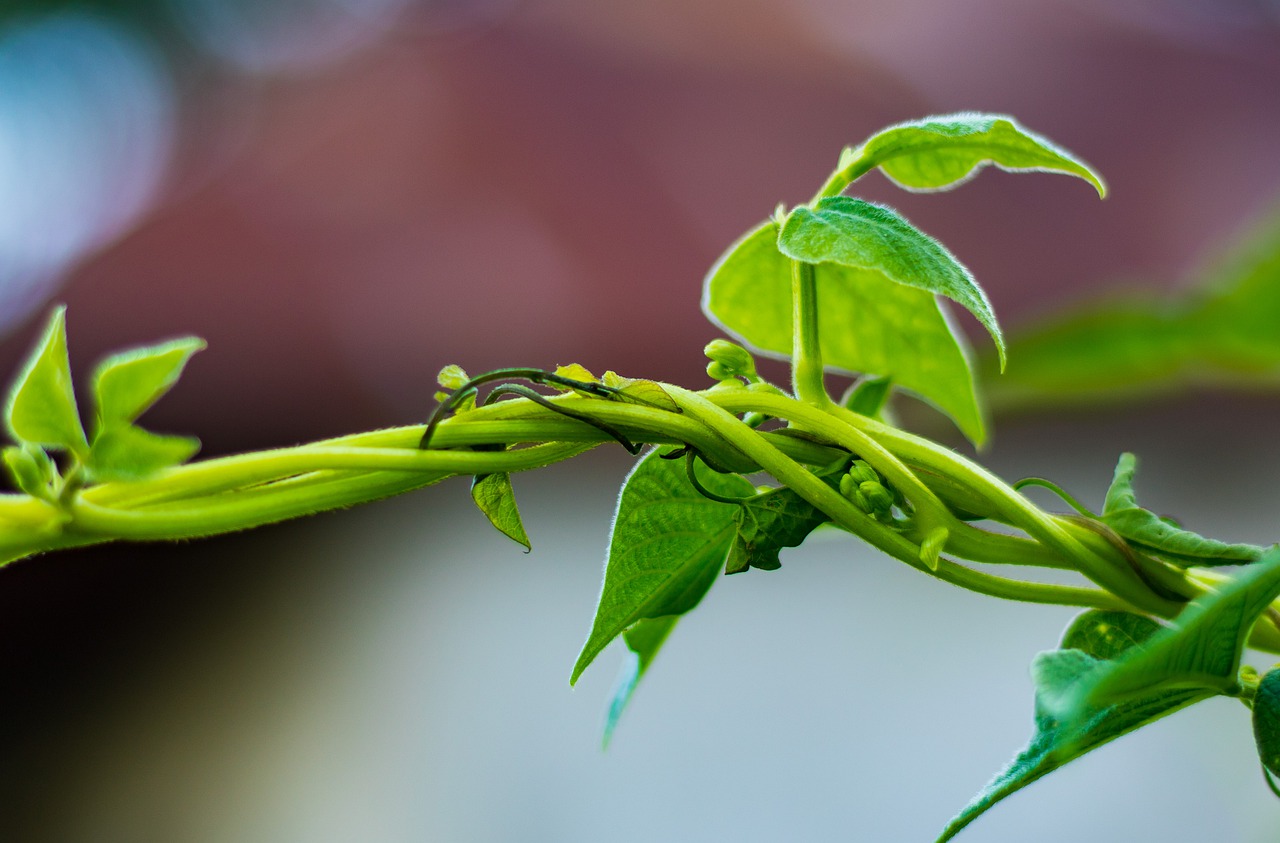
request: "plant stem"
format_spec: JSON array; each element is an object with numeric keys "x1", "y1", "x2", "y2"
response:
[{"x1": 791, "y1": 259, "x2": 831, "y2": 408}]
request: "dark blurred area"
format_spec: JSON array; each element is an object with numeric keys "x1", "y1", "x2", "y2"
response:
[{"x1": 1, "y1": 1, "x2": 1279, "y2": 839}]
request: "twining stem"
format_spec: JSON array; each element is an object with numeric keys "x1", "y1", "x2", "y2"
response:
[
  {"x1": 707, "y1": 388, "x2": 1182, "y2": 617},
  {"x1": 666, "y1": 386, "x2": 1128, "y2": 611},
  {"x1": 791, "y1": 259, "x2": 831, "y2": 408}
]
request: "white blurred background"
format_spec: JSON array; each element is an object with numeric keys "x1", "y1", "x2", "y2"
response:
[{"x1": 0, "y1": 1, "x2": 1279, "y2": 840}]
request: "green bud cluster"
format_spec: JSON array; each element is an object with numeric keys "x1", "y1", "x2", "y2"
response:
[
  {"x1": 839, "y1": 459, "x2": 899, "y2": 520},
  {"x1": 704, "y1": 339, "x2": 758, "y2": 383}
]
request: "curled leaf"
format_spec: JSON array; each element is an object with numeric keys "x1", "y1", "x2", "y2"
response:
[{"x1": 1102, "y1": 453, "x2": 1263, "y2": 566}]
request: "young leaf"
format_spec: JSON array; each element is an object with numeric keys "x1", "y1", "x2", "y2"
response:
[
  {"x1": 1102, "y1": 452, "x2": 1263, "y2": 566},
  {"x1": 91, "y1": 336, "x2": 205, "y2": 429},
  {"x1": 940, "y1": 548, "x2": 1280, "y2": 841},
  {"x1": 702, "y1": 221, "x2": 986, "y2": 443},
  {"x1": 87, "y1": 425, "x2": 201, "y2": 482},
  {"x1": 570, "y1": 448, "x2": 754, "y2": 684},
  {"x1": 471, "y1": 472, "x2": 531, "y2": 551},
  {"x1": 603, "y1": 616, "x2": 676, "y2": 748},
  {"x1": 5, "y1": 307, "x2": 88, "y2": 455},
  {"x1": 725, "y1": 480, "x2": 836, "y2": 574},
  {"x1": 778, "y1": 197, "x2": 1005, "y2": 368},
  {"x1": 2, "y1": 444, "x2": 57, "y2": 499},
  {"x1": 1254, "y1": 668, "x2": 1280, "y2": 779},
  {"x1": 837, "y1": 112, "x2": 1106, "y2": 197}
]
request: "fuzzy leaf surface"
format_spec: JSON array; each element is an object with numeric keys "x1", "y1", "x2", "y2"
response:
[
  {"x1": 87, "y1": 425, "x2": 201, "y2": 482},
  {"x1": 841, "y1": 112, "x2": 1106, "y2": 196},
  {"x1": 91, "y1": 336, "x2": 205, "y2": 429},
  {"x1": 941, "y1": 549, "x2": 1280, "y2": 841},
  {"x1": 471, "y1": 472, "x2": 531, "y2": 550},
  {"x1": 1102, "y1": 452, "x2": 1263, "y2": 566},
  {"x1": 702, "y1": 221, "x2": 985, "y2": 443},
  {"x1": 571, "y1": 448, "x2": 754, "y2": 684},
  {"x1": 779, "y1": 197, "x2": 1004, "y2": 368},
  {"x1": 5, "y1": 307, "x2": 87, "y2": 454}
]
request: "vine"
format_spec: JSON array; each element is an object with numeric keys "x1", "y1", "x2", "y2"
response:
[{"x1": 3, "y1": 113, "x2": 1279, "y2": 840}]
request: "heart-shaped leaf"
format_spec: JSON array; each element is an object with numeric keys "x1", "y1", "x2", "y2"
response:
[
  {"x1": 703, "y1": 221, "x2": 985, "y2": 443},
  {"x1": 571, "y1": 448, "x2": 754, "y2": 684}
]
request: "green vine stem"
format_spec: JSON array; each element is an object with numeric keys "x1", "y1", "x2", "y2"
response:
[
  {"x1": 790, "y1": 259, "x2": 831, "y2": 408},
  {"x1": 4, "y1": 380, "x2": 1274, "y2": 649}
]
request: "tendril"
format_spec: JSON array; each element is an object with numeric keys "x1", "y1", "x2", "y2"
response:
[
  {"x1": 1013, "y1": 476, "x2": 1096, "y2": 518},
  {"x1": 683, "y1": 449, "x2": 756, "y2": 505},
  {"x1": 419, "y1": 367, "x2": 626, "y2": 451}
]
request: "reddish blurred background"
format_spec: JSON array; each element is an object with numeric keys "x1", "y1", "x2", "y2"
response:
[{"x1": 1, "y1": 2, "x2": 1278, "y2": 839}]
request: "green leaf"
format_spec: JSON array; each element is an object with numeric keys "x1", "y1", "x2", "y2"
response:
[
  {"x1": 703, "y1": 221, "x2": 986, "y2": 444},
  {"x1": 981, "y1": 202, "x2": 1280, "y2": 413},
  {"x1": 1059, "y1": 609, "x2": 1163, "y2": 660},
  {"x1": 86, "y1": 424, "x2": 201, "y2": 482},
  {"x1": 778, "y1": 197, "x2": 1005, "y2": 369},
  {"x1": 1101, "y1": 452, "x2": 1263, "y2": 566},
  {"x1": 91, "y1": 336, "x2": 205, "y2": 430},
  {"x1": 842, "y1": 374, "x2": 893, "y2": 418},
  {"x1": 940, "y1": 548, "x2": 1280, "y2": 841},
  {"x1": 840, "y1": 112, "x2": 1106, "y2": 197},
  {"x1": 470, "y1": 472, "x2": 531, "y2": 551},
  {"x1": 603, "y1": 616, "x2": 676, "y2": 748},
  {"x1": 725, "y1": 480, "x2": 835, "y2": 574},
  {"x1": 2, "y1": 444, "x2": 57, "y2": 499},
  {"x1": 5, "y1": 307, "x2": 87, "y2": 454},
  {"x1": 1254, "y1": 668, "x2": 1280, "y2": 777},
  {"x1": 570, "y1": 448, "x2": 754, "y2": 684}
]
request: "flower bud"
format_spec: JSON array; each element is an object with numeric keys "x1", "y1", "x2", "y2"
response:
[
  {"x1": 848, "y1": 460, "x2": 879, "y2": 486},
  {"x1": 859, "y1": 481, "x2": 894, "y2": 516},
  {"x1": 704, "y1": 339, "x2": 757, "y2": 382}
]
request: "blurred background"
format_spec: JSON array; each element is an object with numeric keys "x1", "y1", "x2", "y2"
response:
[{"x1": 0, "y1": 1, "x2": 1279, "y2": 840}]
